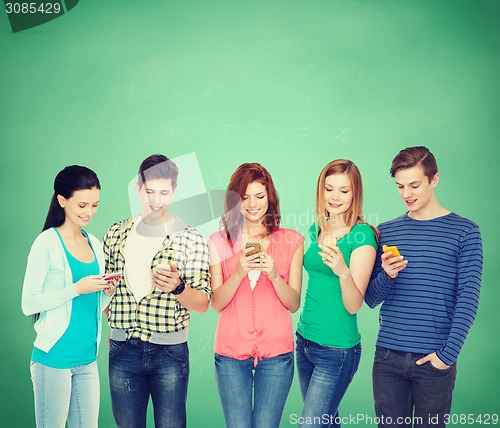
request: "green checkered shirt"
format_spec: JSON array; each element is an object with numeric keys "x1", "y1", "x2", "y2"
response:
[{"x1": 103, "y1": 216, "x2": 211, "y2": 342}]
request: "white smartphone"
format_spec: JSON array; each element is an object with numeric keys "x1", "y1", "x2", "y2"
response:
[
  {"x1": 102, "y1": 273, "x2": 121, "y2": 281},
  {"x1": 156, "y1": 263, "x2": 172, "y2": 271}
]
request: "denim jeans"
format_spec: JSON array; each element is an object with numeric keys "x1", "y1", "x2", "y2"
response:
[
  {"x1": 30, "y1": 360, "x2": 99, "y2": 428},
  {"x1": 108, "y1": 338, "x2": 189, "y2": 428},
  {"x1": 296, "y1": 333, "x2": 362, "y2": 428},
  {"x1": 214, "y1": 351, "x2": 294, "y2": 428},
  {"x1": 372, "y1": 347, "x2": 457, "y2": 428}
]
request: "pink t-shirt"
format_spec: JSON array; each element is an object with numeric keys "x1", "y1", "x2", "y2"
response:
[{"x1": 210, "y1": 228, "x2": 304, "y2": 363}]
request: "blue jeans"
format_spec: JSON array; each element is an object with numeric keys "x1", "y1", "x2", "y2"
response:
[
  {"x1": 108, "y1": 339, "x2": 189, "y2": 428},
  {"x1": 30, "y1": 360, "x2": 100, "y2": 428},
  {"x1": 296, "y1": 333, "x2": 362, "y2": 428},
  {"x1": 214, "y1": 352, "x2": 294, "y2": 428},
  {"x1": 372, "y1": 347, "x2": 457, "y2": 428}
]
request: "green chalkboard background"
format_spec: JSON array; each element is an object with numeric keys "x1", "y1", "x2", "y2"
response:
[{"x1": 1, "y1": 0, "x2": 499, "y2": 426}]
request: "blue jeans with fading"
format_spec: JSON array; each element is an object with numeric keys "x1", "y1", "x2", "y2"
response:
[
  {"x1": 30, "y1": 360, "x2": 100, "y2": 428},
  {"x1": 214, "y1": 351, "x2": 294, "y2": 428},
  {"x1": 108, "y1": 338, "x2": 189, "y2": 428},
  {"x1": 296, "y1": 332, "x2": 362, "y2": 428}
]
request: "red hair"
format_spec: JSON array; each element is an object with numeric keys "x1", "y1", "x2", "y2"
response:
[{"x1": 221, "y1": 163, "x2": 281, "y2": 247}]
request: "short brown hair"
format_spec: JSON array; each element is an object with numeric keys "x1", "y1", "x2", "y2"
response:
[
  {"x1": 138, "y1": 154, "x2": 179, "y2": 188},
  {"x1": 390, "y1": 146, "x2": 438, "y2": 182}
]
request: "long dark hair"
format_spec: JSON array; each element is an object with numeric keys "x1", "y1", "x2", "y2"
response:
[
  {"x1": 33, "y1": 166, "x2": 101, "y2": 323},
  {"x1": 32, "y1": 166, "x2": 100, "y2": 323},
  {"x1": 42, "y1": 165, "x2": 101, "y2": 232}
]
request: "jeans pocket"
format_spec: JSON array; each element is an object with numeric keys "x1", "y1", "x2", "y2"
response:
[
  {"x1": 374, "y1": 347, "x2": 390, "y2": 362},
  {"x1": 277, "y1": 351, "x2": 294, "y2": 366},
  {"x1": 109, "y1": 339, "x2": 124, "y2": 358},
  {"x1": 427, "y1": 361, "x2": 453, "y2": 373},
  {"x1": 163, "y1": 342, "x2": 188, "y2": 364}
]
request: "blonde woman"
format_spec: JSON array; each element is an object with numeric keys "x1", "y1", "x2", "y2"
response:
[{"x1": 296, "y1": 160, "x2": 378, "y2": 428}]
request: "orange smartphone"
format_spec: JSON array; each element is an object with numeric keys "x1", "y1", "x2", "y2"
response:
[{"x1": 382, "y1": 245, "x2": 400, "y2": 258}]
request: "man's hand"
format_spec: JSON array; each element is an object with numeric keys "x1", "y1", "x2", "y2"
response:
[
  {"x1": 152, "y1": 263, "x2": 181, "y2": 293},
  {"x1": 416, "y1": 352, "x2": 450, "y2": 370},
  {"x1": 381, "y1": 251, "x2": 408, "y2": 279}
]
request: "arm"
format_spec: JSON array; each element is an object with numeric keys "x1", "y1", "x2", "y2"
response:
[
  {"x1": 101, "y1": 228, "x2": 116, "y2": 315},
  {"x1": 418, "y1": 225, "x2": 483, "y2": 367},
  {"x1": 21, "y1": 235, "x2": 78, "y2": 316},
  {"x1": 320, "y1": 244, "x2": 376, "y2": 314},
  {"x1": 258, "y1": 243, "x2": 304, "y2": 313},
  {"x1": 209, "y1": 238, "x2": 249, "y2": 313},
  {"x1": 22, "y1": 234, "x2": 108, "y2": 315},
  {"x1": 153, "y1": 232, "x2": 211, "y2": 314},
  {"x1": 364, "y1": 246, "x2": 407, "y2": 308}
]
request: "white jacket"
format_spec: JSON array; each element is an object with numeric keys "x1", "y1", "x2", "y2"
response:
[{"x1": 21, "y1": 228, "x2": 111, "y2": 353}]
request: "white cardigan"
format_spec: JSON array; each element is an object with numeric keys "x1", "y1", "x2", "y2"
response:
[{"x1": 21, "y1": 228, "x2": 111, "y2": 353}]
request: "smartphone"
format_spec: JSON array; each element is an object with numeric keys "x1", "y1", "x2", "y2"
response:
[
  {"x1": 102, "y1": 273, "x2": 121, "y2": 281},
  {"x1": 156, "y1": 263, "x2": 172, "y2": 271},
  {"x1": 245, "y1": 242, "x2": 262, "y2": 256},
  {"x1": 322, "y1": 234, "x2": 337, "y2": 249},
  {"x1": 382, "y1": 245, "x2": 401, "y2": 258}
]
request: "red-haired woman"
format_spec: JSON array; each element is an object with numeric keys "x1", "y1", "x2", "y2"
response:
[{"x1": 209, "y1": 163, "x2": 304, "y2": 428}]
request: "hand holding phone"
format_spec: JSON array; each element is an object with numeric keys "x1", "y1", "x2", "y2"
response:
[{"x1": 381, "y1": 244, "x2": 406, "y2": 279}]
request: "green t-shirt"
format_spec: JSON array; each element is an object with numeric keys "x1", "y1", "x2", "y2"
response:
[{"x1": 297, "y1": 222, "x2": 377, "y2": 348}]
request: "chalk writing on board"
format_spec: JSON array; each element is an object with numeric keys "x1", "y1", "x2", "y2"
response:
[
  {"x1": 241, "y1": 121, "x2": 262, "y2": 144},
  {"x1": 304, "y1": 25, "x2": 325, "y2": 45},
  {"x1": 223, "y1": 113, "x2": 235, "y2": 138},
  {"x1": 292, "y1": 98, "x2": 317, "y2": 137},
  {"x1": 274, "y1": 128, "x2": 286, "y2": 147},
  {"x1": 302, "y1": 64, "x2": 315, "y2": 79},
  {"x1": 335, "y1": 110, "x2": 360, "y2": 147}
]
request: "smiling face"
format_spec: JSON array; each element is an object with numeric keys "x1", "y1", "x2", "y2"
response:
[
  {"x1": 323, "y1": 173, "x2": 353, "y2": 220},
  {"x1": 57, "y1": 187, "x2": 100, "y2": 228},
  {"x1": 394, "y1": 165, "x2": 438, "y2": 218},
  {"x1": 138, "y1": 178, "x2": 175, "y2": 220},
  {"x1": 241, "y1": 181, "x2": 269, "y2": 224}
]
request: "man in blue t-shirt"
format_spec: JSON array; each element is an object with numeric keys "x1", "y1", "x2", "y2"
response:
[{"x1": 365, "y1": 146, "x2": 482, "y2": 428}]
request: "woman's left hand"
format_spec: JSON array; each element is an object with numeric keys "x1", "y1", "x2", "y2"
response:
[
  {"x1": 252, "y1": 252, "x2": 278, "y2": 280},
  {"x1": 318, "y1": 245, "x2": 349, "y2": 278},
  {"x1": 104, "y1": 277, "x2": 119, "y2": 297}
]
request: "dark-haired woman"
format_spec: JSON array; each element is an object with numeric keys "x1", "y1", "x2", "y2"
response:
[
  {"x1": 209, "y1": 163, "x2": 304, "y2": 428},
  {"x1": 21, "y1": 166, "x2": 118, "y2": 428}
]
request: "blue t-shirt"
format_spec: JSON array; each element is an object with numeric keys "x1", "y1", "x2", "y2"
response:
[{"x1": 32, "y1": 228, "x2": 100, "y2": 368}]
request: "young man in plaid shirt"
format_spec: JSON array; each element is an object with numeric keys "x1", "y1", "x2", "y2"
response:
[{"x1": 104, "y1": 154, "x2": 211, "y2": 428}]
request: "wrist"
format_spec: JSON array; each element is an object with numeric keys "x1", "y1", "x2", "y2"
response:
[
  {"x1": 338, "y1": 268, "x2": 350, "y2": 281},
  {"x1": 171, "y1": 278, "x2": 186, "y2": 295}
]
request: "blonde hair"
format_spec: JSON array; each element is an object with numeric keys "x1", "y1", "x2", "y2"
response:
[{"x1": 315, "y1": 159, "x2": 379, "y2": 241}]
